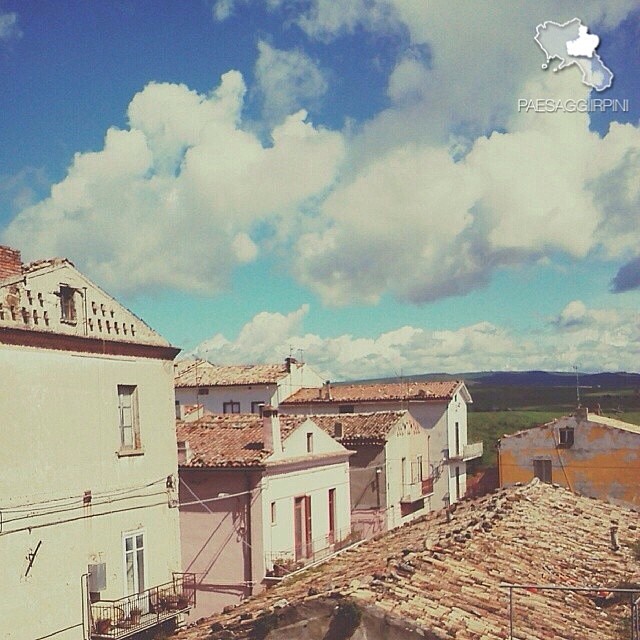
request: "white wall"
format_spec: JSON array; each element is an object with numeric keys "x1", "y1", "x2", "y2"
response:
[
  {"x1": 176, "y1": 384, "x2": 278, "y2": 415},
  {"x1": 281, "y1": 399, "x2": 461, "y2": 508},
  {"x1": 0, "y1": 343, "x2": 181, "y2": 639},
  {"x1": 262, "y1": 460, "x2": 351, "y2": 566},
  {"x1": 175, "y1": 362, "x2": 325, "y2": 414},
  {"x1": 383, "y1": 415, "x2": 431, "y2": 530}
]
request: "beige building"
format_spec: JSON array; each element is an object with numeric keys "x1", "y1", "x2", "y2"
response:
[
  {"x1": 174, "y1": 358, "x2": 324, "y2": 417},
  {"x1": 0, "y1": 246, "x2": 190, "y2": 640},
  {"x1": 310, "y1": 411, "x2": 433, "y2": 537},
  {"x1": 280, "y1": 380, "x2": 480, "y2": 508},
  {"x1": 177, "y1": 409, "x2": 353, "y2": 619},
  {"x1": 498, "y1": 408, "x2": 640, "y2": 508}
]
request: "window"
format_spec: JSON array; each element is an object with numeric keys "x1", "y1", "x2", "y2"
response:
[
  {"x1": 59, "y1": 285, "x2": 77, "y2": 323},
  {"x1": 197, "y1": 388, "x2": 209, "y2": 396},
  {"x1": 251, "y1": 401, "x2": 265, "y2": 416},
  {"x1": 118, "y1": 385, "x2": 141, "y2": 451},
  {"x1": 123, "y1": 532, "x2": 145, "y2": 595},
  {"x1": 333, "y1": 421, "x2": 343, "y2": 438},
  {"x1": 306, "y1": 432, "x2": 314, "y2": 453},
  {"x1": 416, "y1": 455, "x2": 423, "y2": 482},
  {"x1": 223, "y1": 401, "x2": 240, "y2": 414},
  {"x1": 558, "y1": 427, "x2": 574, "y2": 448},
  {"x1": 270, "y1": 501, "x2": 277, "y2": 525},
  {"x1": 338, "y1": 405, "x2": 354, "y2": 414},
  {"x1": 455, "y1": 467, "x2": 461, "y2": 501},
  {"x1": 533, "y1": 459, "x2": 552, "y2": 483},
  {"x1": 454, "y1": 422, "x2": 460, "y2": 457}
]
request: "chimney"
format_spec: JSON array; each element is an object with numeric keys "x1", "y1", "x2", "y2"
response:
[
  {"x1": 575, "y1": 407, "x2": 588, "y2": 422},
  {"x1": 0, "y1": 246, "x2": 23, "y2": 280},
  {"x1": 285, "y1": 356, "x2": 298, "y2": 373},
  {"x1": 262, "y1": 405, "x2": 282, "y2": 454},
  {"x1": 323, "y1": 380, "x2": 332, "y2": 400}
]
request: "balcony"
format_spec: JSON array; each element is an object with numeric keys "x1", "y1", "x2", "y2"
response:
[
  {"x1": 445, "y1": 442, "x2": 484, "y2": 462},
  {"x1": 265, "y1": 527, "x2": 360, "y2": 578},
  {"x1": 91, "y1": 573, "x2": 195, "y2": 639}
]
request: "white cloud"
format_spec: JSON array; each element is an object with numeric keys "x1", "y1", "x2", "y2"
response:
[
  {"x1": 192, "y1": 302, "x2": 640, "y2": 379},
  {"x1": 255, "y1": 40, "x2": 328, "y2": 126},
  {"x1": 0, "y1": 10, "x2": 21, "y2": 43},
  {"x1": 294, "y1": 70, "x2": 640, "y2": 305},
  {"x1": 3, "y1": 72, "x2": 345, "y2": 294}
]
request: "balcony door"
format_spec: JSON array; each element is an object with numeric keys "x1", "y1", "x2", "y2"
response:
[
  {"x1": 294, "y1": 496, "x2": 312, "y2": 561},
  {"x1": 124, "y1": 531, "x2": 145, "y2": 595}
]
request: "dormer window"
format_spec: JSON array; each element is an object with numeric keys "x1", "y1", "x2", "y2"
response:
[
  {"x1": 558, "y1": 427, "x2": 574, "y2": 448},
  {"x1": 59, "y1": 285, "x2": 77, "y2": 323},
  {"x1": 333, "y1": 422, "x2": 343, "y2": 438}
]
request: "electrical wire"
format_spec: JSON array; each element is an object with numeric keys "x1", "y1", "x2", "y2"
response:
[{"x1": 3, "y1": 476, "x2": 170, "y2": 512}]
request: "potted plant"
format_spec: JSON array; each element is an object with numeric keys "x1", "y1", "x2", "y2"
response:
[
  {"x1": 94, "y1": 617, "x2": 112, "y2": 634},
  {"x1": 129, "y1": 607, "x2": 142, "y2": 624}
]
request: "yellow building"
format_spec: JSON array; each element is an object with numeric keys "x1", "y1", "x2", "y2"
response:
[{"x1": 498, "y1": 408, "x2": 640, "y2": 508}]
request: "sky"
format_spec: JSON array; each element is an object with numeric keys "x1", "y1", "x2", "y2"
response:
[{"x1": 1, "y1": 1, "x2": 639, "y2": 380}]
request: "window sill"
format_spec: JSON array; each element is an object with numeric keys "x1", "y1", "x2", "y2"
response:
[{"x1": 117, "y1": 448, "x2": 145, "y2": 458}]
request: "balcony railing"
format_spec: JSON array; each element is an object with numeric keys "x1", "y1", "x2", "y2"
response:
[
  {"x1": 462, "y1": 441, "x2": 483, "y2": 460},
  {"x1": 421, "y1": 476, "x2": 434, "y2": 495},
  {"x1": 91, "y1": 573, "x2": 195, "y2": 639},
  {"x1": 445, "y1": 442, "x2": 484, "y2": 462},
  {"x1": 265, "y1": 527, "x2": 360, "y2": 577}
]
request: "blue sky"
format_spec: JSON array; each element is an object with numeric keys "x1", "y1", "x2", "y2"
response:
[{"x1": 1, "y1": 1, "x2": 639, "y2": 379}]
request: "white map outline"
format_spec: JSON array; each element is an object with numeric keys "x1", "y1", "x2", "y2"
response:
[{"x1": 534, "y1": 18, "x2": 613, "y2": 92}]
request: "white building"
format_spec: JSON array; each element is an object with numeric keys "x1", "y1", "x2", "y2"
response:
[
  {"x1": 177, "y1": 408, "x2": 352, "y2": 618},
  {"x1": 280, "y1": 380, "x2": 480, "y2": 509},
  {"x1": 0, "y1": 246, "x2": 190, "y2": 640},
  {"x1": 174, "y1": 358, "x2": 324, "y2": 417},
  {"x1": 310, "y1": 411, "x2": 433, "y2": 537}
]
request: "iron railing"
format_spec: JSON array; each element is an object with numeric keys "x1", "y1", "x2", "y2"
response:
[
  {"x1": 265, "y1": 527, "x2": 360, "y2": 577},
  {"x1": 91, "y1": 573, "x2": 195, "y2": 639}
]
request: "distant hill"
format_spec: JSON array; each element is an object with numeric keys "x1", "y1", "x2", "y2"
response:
[{"x1": 341, "y1": 370, "x2": 640, "y2": 388}]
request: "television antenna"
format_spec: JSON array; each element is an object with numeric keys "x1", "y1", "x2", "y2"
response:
[{"x1": 573, "y1": 365, "x2": 580, "y2": 407}]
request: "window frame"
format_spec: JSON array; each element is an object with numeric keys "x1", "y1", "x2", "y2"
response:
[
  {"x1": 251, "y1": 401, "x2": 265, "y2": 416},
  {"x1": 533, "y1": 458, "x2": 552, "y2": 483},
  {"x1": 306, "y1": 432, "x2": 314, "y2": 453},
  {"x1": 59, "y1": 284, "x2": 77, "y2": 324},
  {"x1": 117, "y1": 385, "x2": 142, "y2": 455},
  {"x1": 223, "y1": 401, "x2": 241, "y2": 414},
  {"x1": 558, "y1": 427, "x2": 575, "y2": 448},
  {"x1": 122, "y1": 529, "x2": 146, "y2": 596}
]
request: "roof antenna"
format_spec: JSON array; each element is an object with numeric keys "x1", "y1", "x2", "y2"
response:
[{"x1": 574, "y1": 365, "x2": 580, "y2": 407}]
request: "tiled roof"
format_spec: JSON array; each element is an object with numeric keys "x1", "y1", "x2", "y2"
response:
[
  {"x1": 282, "y1": 380, "x2": 463, "y2": 405},
  {"x1": 177, "y1": 480, "x2": 640, "y2": 640},
  {"x1": 174, "y1": 359, "x2": 290, "y2": 387},
  {"x1": 177, "y1": 414, "x2": 304, "y2": 468},
  {"x1": 309, "y1": 411, "x2": 409, "y2": 444}
]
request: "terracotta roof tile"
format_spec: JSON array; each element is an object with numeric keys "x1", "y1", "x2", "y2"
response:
[
  {"x1": 177, "y1": 414, "x2": 304, "y2": 468},
  {"x1": 177, "y1": 480, "x2": 640, "y2": 640},
  {"x1": 174, "y1": 359, "x2": 290, "y2": 387},
  {"x1": 282, "y1": 381, "x2": 463, "y2": 405},
  {"x1": 309, "y1": 411, "x2": 409, "y2": 444}
]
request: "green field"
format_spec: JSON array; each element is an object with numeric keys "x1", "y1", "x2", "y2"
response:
[{"x1": 466, "y1": 382, "x2": 640, "y2": 468}]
